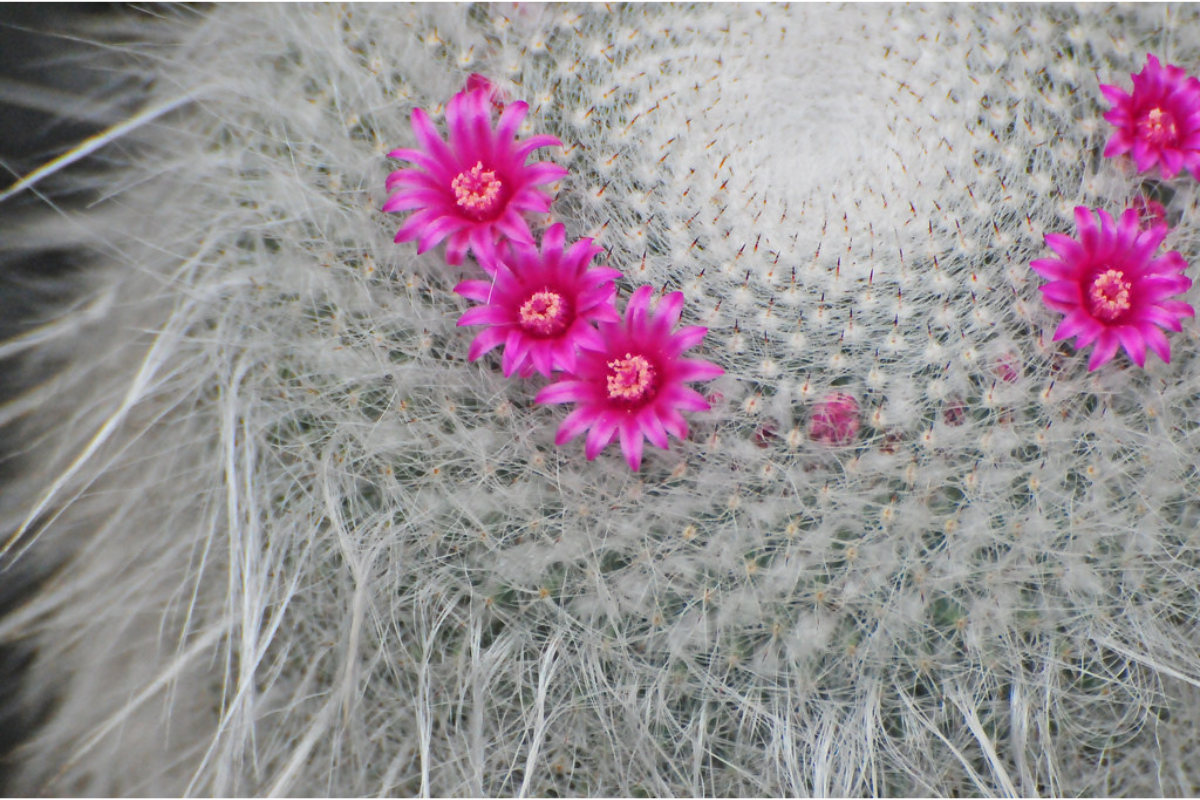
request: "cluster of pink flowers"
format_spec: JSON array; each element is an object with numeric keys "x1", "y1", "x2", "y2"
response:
[
  {"x1": 385, "y1": 77, "x2": 723, "y2": 471},
  {"x1": 1032, "y1": 54, "x2": 1197, "y2": 371},
  {"x1": 383, "y1": 57, "x2": 1198, "y2": 461}
]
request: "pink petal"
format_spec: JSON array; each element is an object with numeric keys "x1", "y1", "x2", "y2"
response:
[
  {"x1": 417, "y1": 216, "x2": 469, "y2": 253},
  {"x1": 1098, "y1": 84, "x2": 1129, "y2": 106},
  {"x1": 536, "y1": 379, "x2": 590, "y2": 405},
  {"x1": 1115, "y1": 325, "x2": 1147, "y2": 367},
  {"x1": 467, "y1": 326, "x2": 508, "y2": 361},
  {"x1": 565, "y1": 238, "x2": 604, "y2": 272},
  {"x1": 1087, "y1": 330, "x2": 1121, "y2": 371},
  {"x1": 386, "y1": 168, "x2": 443, "y2": 192},
  {"x1": 1126, "y1": 225, "x2": 1166, "y2": 265},
  {"x1": 655, "y1": 291, "x2": 685, "y2": 331},
  {"x1": 1161, "y1": 148, "x2": 1184, "y2": 178},
  {"x1": 444, "y1": 90, "x2": 479, "y2": 158},
  {"x1": 585, "y1": 266, "x2": 623, "y2": 288},
  {"x1": 522, "y1": 161, "x2": 571, "y2": 186},
  {"x1": 382, "y1": 190, "x2": 444, "y2": 213},
  {"x1": 626, "y1": 285, "x2": 655, "y2": 327},
  {"x1": 562, "y1": 326, "x2": 598, "y2": 355},
  {"x1": 1053, "y1": 312, "x2": 1101, "y2": 345},
  {"x1": 1074, "y1": 207, "x2": 1100, "y2": 252},
  {"x1": 552, "y1": 339, "x2": 579, "y2": 373},
  {"x1": 501, "y1": 329, "x2": 527, "y2": 376},
  {"x1": 555, "y1": 406, "x2": 598, "y2": 445},
  {"x1": 1039, "y1": 280, "x2": 1082, "y2": 305},
  {"x1": 584, "y1": 414, "x2": 619, "y2": 460},
  {"x1": 1147, "y1": 251, "x2": 1188, "y2": 276},
  {"x1": 673, "y1": 358, "x2": 724, "y2": 382},
  {"x1": 1160, "y1": 299, "x2": 1195, "y2": 318},
  {"x1": 411, "y1": 107, "x2": 455, "y2": 167},
  {"x1": 1132, "y1": 137, "x2": 1156, "y2": 171},
  {"x1": 458, "y1": 306, "x2": 510, "y2": 327},
  {"x1": 394, "y1": 208, "x2": 444, "y2": 243},
  {"x1": 454, "y1": 279, "x2": 497, "y2": 303},
  {"x1": 1115, "y1": 208, "x2": 1140, "y2": 252},
  {"x1": 494, "y1": 100, "x2": 530, "y2": 147},
  {"x1": 1103, "y1": 135, "x2": 1133, "y2": 158},
  {"x1": 660, "y1": 407, "x2": 689, "y2": 440},
  {"x1": 663, "y1": 386, "x2": 711, "y2": 413},
  {"x1": 471, "y1": 234, "x2": 502, "y2": 274},
  {"x1": 513, "y1": 134, "x2": 564, "y2": 162},
  {"x1": 1030, "y1": 257, "x2": 1070, "y2": 280},
  {"x1": 620, "y1": 422, "x2": 645, "y2": 471},
  {"x1": 495, "y1": 209, "x2": 535, "y2": 245},
  {"x1": 1138, "y1": 323, "x2": 1172, "y2": 363},
  {"x1": 1044, "y1": 233, "x2": 1086, "y2": 264},
  {"x1": 387, "y1": 147, "x2": 448, "y2": 178},
  {"x1": 507, "y1": 190, "x2": 556, "y2": 213},
  {"x1": 637, "y1": 408, "x2": 671, "y2": 450},
  {"x1": 543, "y1": 222, "x2": 566, "y2": 254},
  {"x1": 667, "y1": 325, "x2": 709, "y2": 356},
  {"x1": 529, "y1": 341, "x2": 554, "y2": 377},
  {"x1": 444, "y1": 230, "x2": 471, "y2": 265},
  {"x1": 1139, "y1": 305, "x2": 1185, "y2": 332}
]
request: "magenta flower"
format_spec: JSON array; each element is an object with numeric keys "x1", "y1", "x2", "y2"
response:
[
  {"x1": 384, "y1": 88, "x2": 569, "y2": 265},
  {"x1": 1031, "y1": 206, "x2": 1193, "y2": 371},
  {"x1": 808, "y1": 393, "x2": 860, "y2": 446},
  {"x1": 1101, "y1": 54, "x2": 1200, "y2": 180},
  {"x1": 1131, "y1": 195, "x2": 1168, "y2": 231},
  {"x1": 454, "y1": 223, "x2": 622, "y2": 378},
  {"x1": 535, "y1": 285, "x2": 724, "y2": 471},
  {"x1": 465, "y1": 73, "x2": 508, "y2": 113}
]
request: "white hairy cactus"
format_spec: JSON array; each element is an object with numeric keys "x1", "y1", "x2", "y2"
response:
[{"x1": 4, "y1": 4, "x2": 1200, "y2": 795}]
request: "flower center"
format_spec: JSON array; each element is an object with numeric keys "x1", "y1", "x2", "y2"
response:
[
  {"x1": 606, "y1": 353, "x2": 656, "y2": 403},
  {"x1": 518, "y1": 289, "x2": 571, "y2": 336},
  {"x1": 1138, "y1": 106, "x2": 1178, "y2": 147},
  {"x1": 1088, "y1": 268, "x2": 1133, "y2": 321},
  {"x1": 451, "y1": 161, "x2": 503, "y2": 219}
]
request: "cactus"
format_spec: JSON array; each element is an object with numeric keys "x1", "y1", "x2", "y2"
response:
[{"x1": 3, "y1": 4, "x2": 1200, "y2": 795}]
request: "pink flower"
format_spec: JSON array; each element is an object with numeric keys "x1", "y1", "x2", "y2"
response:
[
  {"x1": 465, "y1": 74, "x2": 508, "y2": 113},
  {"x1": 808, "y1": 393, "x2": 860, "y2": 446},
  {"x1": 535, "y1": 286, "x2": 724, "y2": 471},
  {"x1": 993, "y1": 353, "x2": 1020, "y2": 383},
  {"x1": 1101, "y1": 54, "x2": 1200, "y2": 180},
  {"x1": 1031, "y1": 206, "x2": 1193, "y2": 371},
  {"x1": 1131, "y1": 195, "x2": 1168, "y2": 231},
  {"x1": 384, "y1": 88, "x2": 569, "y2": 265},
  {"x1": 454, "y1": 223, "x2": 622, "y2": 378}
]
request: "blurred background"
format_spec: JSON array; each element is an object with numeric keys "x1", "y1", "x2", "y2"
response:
[{"x1": 0, "y1": 4, "x2": 115, "y2": 788}]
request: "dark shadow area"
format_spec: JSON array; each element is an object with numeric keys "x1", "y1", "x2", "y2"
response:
[{"x1": 0, "y1": 4, "x2": 126, "y2": 792}]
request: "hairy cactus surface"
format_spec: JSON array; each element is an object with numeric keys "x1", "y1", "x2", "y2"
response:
[{"x1": 3, "y1": 4, "x2": 1200, "y2": 796}]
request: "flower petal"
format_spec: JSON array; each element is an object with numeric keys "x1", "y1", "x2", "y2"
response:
[
  {"x1": 458, "y1": 305, "x2": 510, "y2": 327},
  {"x1": 454, "y1": 279, "x2": 497, "y2": 304},
  {"x1": 667, "y1": 325, "x2": 709, "y2": 356},
  {"x1": 1039, "y1": 280, "x2": 1082, "y2": 305},
  {"x1": 1087, "y1": 331, "x2": 1121, "y2": 371},
  {"x1": 619, "y1": 422, "x2": 645, "y2": 471},
  {"x1": 555, "y1": 406, "x2": 597, "y2": 445},
  {"x1": 467, "y1": 326, "x2": 507, "y2": 361},
  {"x1": 673, "y1": 358, "x2": 724, "y2": 382},
  {"x1": 444, "y1": 230, "x2": 471, "y2": 265},
  {"x1": 537, "y1": 379, "x2": 591, "y2": 406},
  {"x1": 584, "y1": 414, "x2": 619, "y2": 460},
  {"x1": 637, "y1": 408, "x2": 671, "y2": 450},
  {"x1": 1115, "y1": 325, "x2": 1147, "y2": 367},
  {"x1": 1138, "y1": 323, "x2": 1172, "y2": 363}
]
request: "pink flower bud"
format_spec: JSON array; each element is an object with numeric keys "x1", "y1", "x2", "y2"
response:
[{"x1": 808, "y1": 393, "x2": 860, "y2": 446}]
